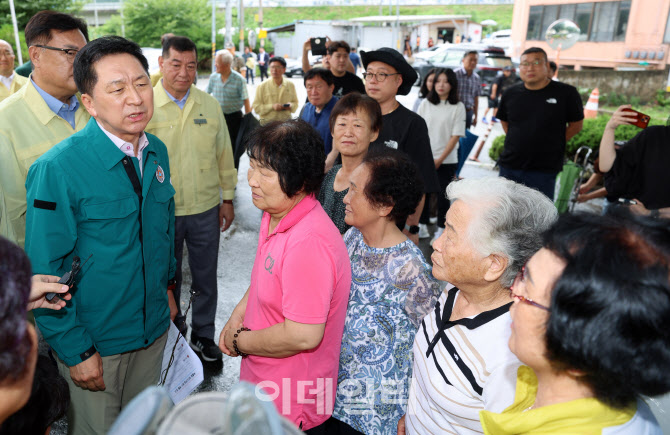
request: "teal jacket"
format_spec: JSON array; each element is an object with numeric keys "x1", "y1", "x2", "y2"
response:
[{"x1": 25, "y1": 118, "x2": 176, "y2": 366}]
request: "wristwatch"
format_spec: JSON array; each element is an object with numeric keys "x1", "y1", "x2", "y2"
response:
[
  {"x1": 405, "y1": 224, "x2": 420, "y2": 235},
  {"x1": 650, "y1": 209, "x2": 660, "y2": 219}
]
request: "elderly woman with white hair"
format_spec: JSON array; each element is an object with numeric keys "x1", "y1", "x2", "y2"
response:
[{"x1": 398, "y1": 177, "x2": 558, "y2": 435}]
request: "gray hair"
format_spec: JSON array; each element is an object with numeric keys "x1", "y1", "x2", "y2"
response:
[
  {"x1": 216, "y1": 50, "x2": 233, "y2": 66},
  {"x1": 446, "y1": 177, "x2": 558, "y2": 287}
]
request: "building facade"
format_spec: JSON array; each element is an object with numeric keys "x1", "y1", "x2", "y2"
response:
[{"x1": 510, "y1": 0, "x2": 670, "y2": 70}]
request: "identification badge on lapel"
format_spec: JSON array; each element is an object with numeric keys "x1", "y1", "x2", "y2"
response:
[
  {"x1": 194, "y1": 118, "x2": 207, "y2": 125},
  {"x1": 156, "y1": 165, "x2": 165, "y2": 183}
]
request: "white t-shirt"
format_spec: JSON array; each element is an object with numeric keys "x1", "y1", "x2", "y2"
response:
[
  {"x1": 417, "y1": 99, "x2": 466, "y2": 163},
  {"x1": 603, "y1": 399, "x2": 663, "y2": 434},
  {"x1": 406, "y1": 286, "x2": 520, "y2": 434}
]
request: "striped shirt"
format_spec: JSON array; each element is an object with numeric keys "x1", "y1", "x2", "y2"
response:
[
  {"x1": 406, "y1": 286, "x2": 520, "y2": 435},
  {"x1": 206, "y1": 70, "x2": 248, "y2": 114},
  {"x1": 454, "y1": 67, "x2": 481, "y2": 111}
]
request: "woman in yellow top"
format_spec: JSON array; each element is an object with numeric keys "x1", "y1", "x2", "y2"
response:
[{"x1": 480, "y1": 210, "x2": 670, "y2": 434}]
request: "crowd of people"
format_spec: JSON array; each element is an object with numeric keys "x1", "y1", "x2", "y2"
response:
[{"x1": 0, "y1": 9, "x2": 669, "y2": 435}]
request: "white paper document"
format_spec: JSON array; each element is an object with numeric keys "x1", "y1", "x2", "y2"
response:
[{"x1": 160, "y1": 322, "x2": 204, "y2": 404}]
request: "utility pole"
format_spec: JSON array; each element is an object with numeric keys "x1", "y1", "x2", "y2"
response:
[
  {"x1": 8, "y1": 0, "x2": 21, "y2": 64},
  {"x1": 225, "y1": 0, "x2": 233, "y2": 46},
  {"x1": 239, "y1": 0, "x2": 245, "y2": 53},
  {"x1": 212, "y1": 0, "x2": 216, "y2": 73},
  {"x1": 259, "y1": 0, "x2": 264, "y2": 48}
]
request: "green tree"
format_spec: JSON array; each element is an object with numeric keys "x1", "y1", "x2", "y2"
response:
[
  {"x1": 0, "y1": 24, "x2": 27, "y2": 64},
  {"x1": 124, "y1": 0, "x2": 218, "y2": 66},
  {"x1": 0, "y1": 0, "x2": 84, "y2": 29}
]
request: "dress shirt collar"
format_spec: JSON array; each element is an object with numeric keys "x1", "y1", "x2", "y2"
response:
[
  {"x1": 162, "y1": 80, "x2": 190, "y2": 109},
  {"x1": 96, "y1": 120, "x2": 150, "y2": 176},
  {"x1": 0, "y1": 72, "x2": 14, "y2": 89},
  {"x1": 31, "y1": 78, "x2": 79, "y2": 117}
]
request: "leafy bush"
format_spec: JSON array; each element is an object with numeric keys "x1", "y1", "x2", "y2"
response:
[
  {"x1": 488, "y1": 115, "x2": 661, "y2": 162},
  {"x1": 566, "y1": 115, "x2": 662, "y2": 160},
  {"x1": 656, "y1": 89, "x2": 670, "y2": 107},
  {"x1": 488, "y1": 134, "x2": 505, "y2": 161}
]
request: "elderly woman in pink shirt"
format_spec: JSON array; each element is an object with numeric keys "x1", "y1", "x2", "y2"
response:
[{"x1": 219, "y1": 120, "x2": 352, "y2": 433}]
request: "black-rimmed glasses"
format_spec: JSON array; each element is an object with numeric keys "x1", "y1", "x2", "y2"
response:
[{"x1": 32, "y1": 44, "x2": 79, "y2": 62}]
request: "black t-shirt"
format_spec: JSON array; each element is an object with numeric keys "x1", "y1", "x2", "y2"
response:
[
  {"x1": 497, "y1": 80, "x2": 584, "y2": 173},
  {"x1": 605, "y1": 125, "x2": 670, "y2": 209},
  {"x1": 492, "y1": 73, "x2": 521, "y2": 97},
  {"x1": 369, "y1": 103, "x2": 440, "y2": 193},
  {"x1": 332, "y1": 71, "x2": 365, "y2": 98}
]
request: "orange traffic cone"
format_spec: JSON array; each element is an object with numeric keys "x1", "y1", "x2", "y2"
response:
[{"x1": 584, "y1": 88, "x2": 599, "y2": 119}]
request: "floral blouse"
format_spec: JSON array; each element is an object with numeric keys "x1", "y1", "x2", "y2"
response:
[{"x1": 332, "y1": 227, "x2": 441, "y2": 435}]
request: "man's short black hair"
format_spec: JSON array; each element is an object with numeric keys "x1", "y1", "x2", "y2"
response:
[
  {"x1": 162, "y1": 35, "x2": 197, "y2": 60},
  {"x1": 543, "y1": 210, "x2": 670, "y2": 409},
  {"x1": 269, "y1": 56, "x2": 286, "y2": 68},
  {"x1": 462, "y1": 50, "x2": 478, "y2": 59},
  {"x1": 25, "y1": 10, "x2": 89, "y2": 47},
  {"x1": 0, "y1": 355, "x2": 70, "y2": 435},
  {"x1": 0, "y1": 237, "x2": 32, "y2": 383},
  {"x1": 327, "y1": 40, "x2": 351, "y2": 55},
  {"x1": 548, "y1": 61, "x2": 557, "y2": 73},
  {"x1": 74, "y1": 36, "x2": 149, "y2": 96},
  {"x1": 304, "y1": 67, "x2": 334, "y2": 86},
  {"x1": 521, "y1": 46, "x2": 548, "y2": 62},
  {"x1": 362, "y1": 148, "x2": 423, "y2": 226},
  {"x1": 246, "y1": 120, "x2": 325, "y2": 198}
]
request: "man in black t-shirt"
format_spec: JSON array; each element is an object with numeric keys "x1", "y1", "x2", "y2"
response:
[
  {"x1": 496, "y1": 47, "x2": 583, "y2": 198},
  {"x1": 328, "y1": 41, "x2": 366, "y2": 97},
  {"x1": 362, "y1": 47, "x2": 439, "y2": 244}
]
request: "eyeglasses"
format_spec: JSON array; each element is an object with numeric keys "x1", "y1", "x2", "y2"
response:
[
  {"x1": 32, "y1": 44, "x2": 79, "y2": 62},
  {"x1": 519, "y1": 60, "x2": 545, "y2": 69},
  {"x1": 510, "y1": 265, "x2": 550, "y2": 311},
  {"x1": 362, "y1": 72, "x2": 400, "y2": 82},
  {"x1": 0, "y1": 50, "x2": 14, "y2": 58}
]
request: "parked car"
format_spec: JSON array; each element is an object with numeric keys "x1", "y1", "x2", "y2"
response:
[
  {"x1": 482, "y1": 29, "x2": 512, "y2": 56},
  {"x1": 412, "y1": 44, "x2": 514, "y2": 96},
  {"x1": 285, "y1": 57, "x2": 305, "y2": 78},
  {"x1": 414, "y1": 43, "x2": 451, "y2": 60}
]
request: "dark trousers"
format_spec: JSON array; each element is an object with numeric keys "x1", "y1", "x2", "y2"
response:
[
  {"x1": 173, "y1": 205, "x2": 220, "y2": 340},
  {"x1": 305, "y1": 417, "x2": 363, "y2": 435},
  {"x1": 465, "y1": 108, "x2": 474, "y2": 130},
  {"x1": 499, "y1": 165, "x2": 557, "y2": 199},
  {"x1": 245, "y1": 67, "x2": 255, "y2": 84},
  {"x1": 420, "y1": 163, "x2": 457, "y2": 228},
  {"x1": 259, "y1": 66, "x2": 268, "y2": 81},
  {"x1": 224, "y1": 110, "x2": 243, "y2": 168}
]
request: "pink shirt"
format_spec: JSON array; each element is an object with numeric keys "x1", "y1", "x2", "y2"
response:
[
  {"x1": 97, "y1": 121, "x2": 150, "y2": 176},
  {"x1": 240, "y1": 195, "x2": 351, "y2": 430}
]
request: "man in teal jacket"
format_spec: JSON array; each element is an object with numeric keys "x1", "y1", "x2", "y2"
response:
[{"x1": 25, "y1": 36, "x2": 176, "y2": 434}]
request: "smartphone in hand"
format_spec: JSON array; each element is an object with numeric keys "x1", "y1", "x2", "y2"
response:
[
  {"x1": 622, "y1": 108, "x2": 650, "y2": 129},
  {"x1": 310, "y1": 37, "x2": 327, "y2": 56}
]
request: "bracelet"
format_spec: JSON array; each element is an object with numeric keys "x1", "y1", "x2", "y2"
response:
[
  {"x1": 233, "y1": 327, "x2": 250, "y2": 357},
  {"x1": 222, "y1": 199, "x2": 233, "y2": 204}
]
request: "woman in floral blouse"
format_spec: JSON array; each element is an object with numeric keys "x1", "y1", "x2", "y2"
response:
[{"x1": 324, "y1": 149, "x2": 441, "y2": 435}]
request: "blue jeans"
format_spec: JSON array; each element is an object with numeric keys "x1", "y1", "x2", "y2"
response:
[{"x1": 499, "y1": 166, "x2": 557, "y2": 199}]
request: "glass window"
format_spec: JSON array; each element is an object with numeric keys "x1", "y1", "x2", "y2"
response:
[
  {"x1": 665, "y1": 10, "x2": 670, "y2": 43},
  {"x1": 483, "y1": 57, "x2": 514, "y2": 68},
  {"x1": 527, "y1": 6, "x2": 543, "y2": 40},
  {"x1": 614, "y1": 1, "x2": 631, "y2": 41},
  {"x1": 591, "y1": 2, "x2": 618, "y2": 41},
  {"x1": 575, "y1": 3, "x2": 593, "y2": 41},
  {"x1": 559, "y1": 4, "x2": 577, "y2": 21},
  {"x1": 541, "y1": 5, "x2": 560, "y2": 40}
]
